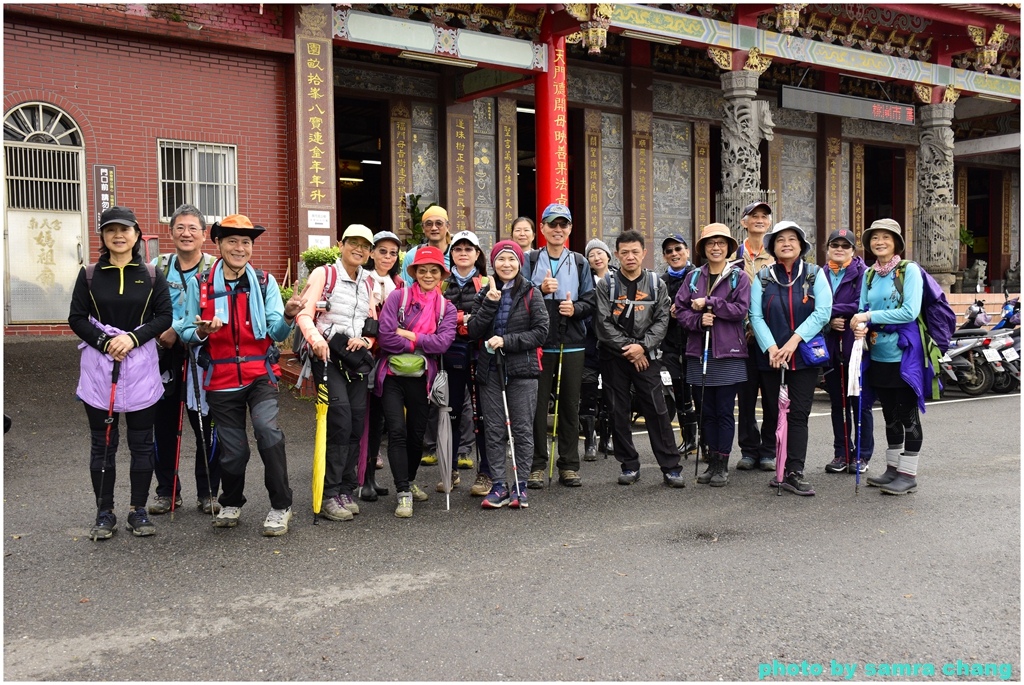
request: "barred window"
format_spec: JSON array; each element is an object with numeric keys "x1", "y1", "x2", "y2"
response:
[
  {"x1": 158, "y1": 140, "x2": 237, "y2": 223},
  {"x1": 3, "y1": 102, "x2": 83, "y2": 211}
]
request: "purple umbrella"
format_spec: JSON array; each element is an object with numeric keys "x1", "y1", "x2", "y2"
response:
[{"x1": 775, "y1": 366, "x2": 789, "y2": 496}]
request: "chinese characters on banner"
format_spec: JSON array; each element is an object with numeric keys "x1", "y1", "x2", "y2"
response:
[
  {"x1": 551, "y1": 45, "x2": 569, "y2": 204},
  {"x1": 295, "y1": 5, "x2": 336, "y2": 241},
  {"x1": 497, "y1": 99, "x2": 517, "y2": 234},
  {"x1": 584, "y1": 111, "x2": 602, "y2": 241},
  {"x1": 447, "y1": 112, "x2": 474, "y2": 234},
  {"x1": 28, "y1": 217, "x2": 60, "y2": 287},
  {"x1": 391, "y1": 102, "x2": 412, "y2": 239},
  {"x1": 633, "y1": 133, "x2": 652, "y2": 234},
  {"x1": 93, "y1": 165, "x2": 116, "y2": 230}
]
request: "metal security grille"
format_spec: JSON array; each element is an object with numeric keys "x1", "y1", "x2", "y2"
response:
[
  {"x1": 158, "y1": 140, "x2": 238, "y2": 223},
  {"x1": 5, "y1": 145, "x2": 82, "y2": 211}
]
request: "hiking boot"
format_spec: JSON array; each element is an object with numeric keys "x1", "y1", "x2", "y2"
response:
[
  {"x1": 320, "y1": 495, "x2": 354, "y2": 521},
  {"x1": 879, "y1": 473, "x2": 917, "y2": 495},
  {"x1": 420, "y1": 452, "x2": 438, "y2": 466},
  {"x1": 262, "y1": 507, "x2": 292, "y2": 536},
  {"x1": 558, "y1": 469, "x2": 582, "y2": 487},
  {"x1": 410, "y1": 484, "x2": 429, "y2": 502},
  {"x1": 90, "y1": 511, "x2": 117, "y2": 540},
  {"x1": 735, "y1": 455, "x2": 757, "y2": 471},
  {"x1": 867, "y1": 465, "x2": 899, "y2": 488},
  {"x1": 469, "y1": 472, "x2": 492, "y2": 497},
  {"x1": 848, "y1": 461, "x2": 869, "y2": 474},
  {"x1": 126, "y1": 507, "x2": 156, "y2": 536},
  {"x1": 618, "y1": 469, "x2": 640, "y2": 485},
  {"x1": 582, "y1": 416, "x2": 598, "y2": 461},
  {"x1": 710, "y1": 454, "x2": 729, "y2": 488},
  {"x1": 696, "y1": 462, "x2": 715, "y2": 485},
  {"x1": 481, "y1": 482, "x2": 510, "y2": 509},
  {"x1": 602, "y1": 436, "x2": 614, "y2": 455},
  {"x1": 338, "y1": 493, "x2": 360, "y2": 515},
  {"x1": 395, "y1": 493, "x2": 413, "y2": 518},
  {"x1": 147, "y1": 494, "x2": 183, "y2": 515},
  {"x1": 213, "y1": 505, "x2": 241, "y2": 528},
  {"x1": 526, "y1": 470, "x2": 545, "y2": 489},
  {"x1": 436, "y1": 470, "x2": 461, "y2": 493},
  {"x1": 509, "y1": 483, "x2": 529, "y2": 509},
  {"x1": 662, "y1": 470, "x2": 686, "y2": 488},
  {"x1": 375, "y1": 453, "x2": 385, "y2": 469},
  {"x1": 759, "y1": 457, "x2": 776, "y2": 472},
  {"x1": 825, "y1": 457, "x2": 849, "y2": 473},
  {"x1": 457, "y1": 452, "x2": 474, "y2": 469},
  {"x1": 777, "y1": 472, "x2": 815, "y2": 496},
  {"x1": 197, "y1": 496, "x2": 221, "y2": 514}
]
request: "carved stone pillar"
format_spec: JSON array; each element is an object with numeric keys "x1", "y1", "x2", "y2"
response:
[
  {"x1": 916, "y1": 103, "x2": 958, "y2": 289},
  {"x1": 719, "y1": 70, "x2": 774, "y2": 238}
]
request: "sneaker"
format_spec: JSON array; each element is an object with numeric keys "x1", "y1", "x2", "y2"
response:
[
  {"x1": 508, "y1": 483, "x2": 529, "y2": 509},
  {"x1": 338, "y1": 493, "x2": 360, "y2": 515},
  {"x1": 436, "y1": 470, "x2": 461, "y2": 493},
  {"x1": 395, "y1": 494, "x2": 413, "y2": 518},
  {"x1": 147, "y1": 494, "x2": 183, "y2": 515},
  {"x1": 774, "y1": 471, "x2": 815, "y2": 496},
  {"x1": 848, "y1": 461, "x2": 869, "y2": 474},
  {"x1": 213, "y1": 505, "x2": 241, "y2": 528},
  {"x1": 90, "y1": 511, "x2": 117, "y2": 540},
  {"x1": 262, "y1": 507, "x2": 292, "y2": 536},
  {"x1": 662, "y1": 470, "x2": 686, "y2": 488},
  {"x1": 558, "y1": 469, "x2": 582, "y2": 487},
  {"x1": 420, "y1": 452, "x2": 438, "y2": 466},
  {"x1": 469, "y1": 472, "x2": 492, "y2": 497},
  {"x1": 410, "y1": 483, "x2": 429, "y2": 502},
  {"x1": 375, "y1": 453, "x2": 385, "y2": 469},
  {"x1": 526, "y1": 470, "x2": 545, "y2": 489},
  {"x1": 758, "y1": 457, "x2": 776, "y2": 472},
  {"x1": 457, "y1": 452, "x2": 474, "y2": 469},
  {"x1": 197, "y1": 496, "x2": 221, "y2": 514},
  {"x1": 825, "y1": 457, "x2": 849, "y2": 473},
  {"x1": 126, "y1": 507, "x2": 156, "y2": 536},
  {"x1": 735, "y1": 455, "x2": 757, "y2": 470},
  {"x1": 321, "y1": 495, "x2": 354, "y2": 521},
  {"x1": 481, "y1": 482, "x2": 510, "y2": 509},
  {"x1": 618, "y1": 469, "x2": 640, "y2": 485}
]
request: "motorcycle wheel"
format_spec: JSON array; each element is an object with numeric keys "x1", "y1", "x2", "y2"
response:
[
  {"x1": 958, "y1": 359, "x2": 995, "y2": 396},
  {"x1": 991, "y1": 371, "x2": 1019, "y2": 394}
]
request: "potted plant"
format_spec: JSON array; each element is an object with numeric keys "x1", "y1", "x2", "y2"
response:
[{"x1": 959, "y1": 225, "x2": 974, "y2": 271}]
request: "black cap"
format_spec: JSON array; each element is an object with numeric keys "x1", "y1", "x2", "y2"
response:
[
  {"x1": 661, "y1": 233, "x2": 688, "y2": 249},
  {"x1": 741, "y1": 201, "x2": 772, "y2": 218},
  {"x1": 826, "y1": 228, "x2": 855, "y2": 246},
  {"x1": 98, "y1": 206, "x2": 139, "y2": 233}
]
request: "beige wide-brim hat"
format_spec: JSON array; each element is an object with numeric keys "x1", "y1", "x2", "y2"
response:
[
  {"x1": 861, "y1": 218, "x2": 905, "y2": 254},
  {"x1": 695, "y1": 223, "x2": 738, "y2": 258}
]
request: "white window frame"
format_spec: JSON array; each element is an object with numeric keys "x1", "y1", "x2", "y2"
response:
[{"x1": 157, "y1": 139, "x2": 238, "y2": 224}]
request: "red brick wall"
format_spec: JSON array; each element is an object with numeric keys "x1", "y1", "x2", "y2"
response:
[{"x1": 4, "y1": 15, "x2": 293, "y2": 336}]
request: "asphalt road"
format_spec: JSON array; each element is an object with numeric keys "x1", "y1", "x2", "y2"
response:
[{"x1": 3, "y1": 338, "x2": 1020, "y2": 681}]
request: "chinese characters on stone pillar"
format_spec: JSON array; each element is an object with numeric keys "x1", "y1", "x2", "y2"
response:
[
  {"x1": 497, "y1": 99, "x2": 518, "y2": 234},
  {"x1": 447, "y1": 112, "x2": 474, "y2": 233},
  {"x1": 391, "y1": 101, "x2": 412, "y2": 240}
]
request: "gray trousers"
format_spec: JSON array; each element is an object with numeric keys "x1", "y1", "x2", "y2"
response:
[{"x1": 479, "y1": 376, "x2": 537, "y2": 487}]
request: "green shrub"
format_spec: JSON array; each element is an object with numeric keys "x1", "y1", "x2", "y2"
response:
[{"x1": 301, "y1": 246, "x2": 340, "y2": 272}]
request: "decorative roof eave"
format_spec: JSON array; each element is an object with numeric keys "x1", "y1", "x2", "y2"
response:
[
  {"x1": 333, "y1": 6, "x2": 546, "y2": 73},
  {"x1": 608, "y1": 4, "x2": 1020, "y2": 101}
]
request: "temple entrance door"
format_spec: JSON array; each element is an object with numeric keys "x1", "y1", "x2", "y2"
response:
[{"x1": 334, "y1": 97, "x2": 386, "y2": 240}]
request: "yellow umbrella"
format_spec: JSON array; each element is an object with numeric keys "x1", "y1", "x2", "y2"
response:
[{"x1": 312, "y1": 360, "x2": 329, "y2": 520}]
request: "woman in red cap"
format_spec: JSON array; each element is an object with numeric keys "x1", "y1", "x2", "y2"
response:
[{"x1": 375, "y1": 245, "x2": 457, "y2": 518}]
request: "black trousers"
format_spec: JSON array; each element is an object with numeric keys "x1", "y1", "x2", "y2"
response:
[
  {"x1": 532, "y1": 350, "x2": 585, "y2": 473},
  {"x1": 312, "y1": 357, "x2": 368, "y2": 498},
  {"x1": 206, "y1": 377, "x2": 292, "y2": 510},
  {"x1": 737, "y1": 341, "x2": 773, "y2": 461},
  {"x1": 602, "y1": 353, "x2": 681, "y2": 474},
  {"x1": 874, "y1": 386, "x2": 923, "y2": 454},
  {"x1": 84, "y1": 403, "x2": 156, "y2": 510},
  {"x1": 380, "y1": 375, "x2": 430, "y2": 494},
  {"x1": 759, "y1": 366, "x2": 818, "y2": 475}
]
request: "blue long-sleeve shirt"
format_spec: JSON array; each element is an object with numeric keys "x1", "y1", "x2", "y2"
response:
[
  {"x1": 859, "y1": 262, "x2": 922, "y2": 363},
  {"x1": 749, "y1": 263, "x2": 833, "y2": 353}
]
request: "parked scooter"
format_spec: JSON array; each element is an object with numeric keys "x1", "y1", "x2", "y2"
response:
[
  {"x1": 988, "y1": 331, "x2": 1020, "y2": 393},
  {"x1": 991, "y1": 286, "x2": 1020, "y2": 332},
  {"x1": 941, "y1": 300, "x2": 1007, "y2": 395}
]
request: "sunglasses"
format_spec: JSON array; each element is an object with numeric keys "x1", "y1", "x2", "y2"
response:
[
  {"x1": 663, "y1": 246, "x2": 685, "y2": 254},
  {"x1": 828, "y1": 242, "x2": 853, "y2": 249}
]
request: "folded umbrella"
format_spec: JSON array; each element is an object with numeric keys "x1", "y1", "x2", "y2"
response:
[
  {"x1": 775, "y1": 366, "x2": 790, "y2": 496},
  {"x1": 312, "y1": 361, "x2": 329, "y2": 522},
  {"x1": 430, "y1": 364, "x2": 453, "y2": 511},
  {"x1": 847, "y1": 336, "x2": 866, "y2": 494}
]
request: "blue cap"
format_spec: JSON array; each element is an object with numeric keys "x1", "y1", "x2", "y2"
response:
[
  {"x1": 661, "y1": 233, "x2": 687, "y2": 249},
  {"x1": 541, "y1": 203, "x2": 572, "y2": 224}
]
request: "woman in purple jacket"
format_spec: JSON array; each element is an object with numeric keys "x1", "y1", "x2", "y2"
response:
[
  {"x1": 821, "y1": 228, "x2": 874, "y2": 475},
  {"x1": 375, "y1": 246, "x2": 457, "y2": 518},
  {"x1": 675, "y1": 223, "x2": 751, "y2": 487}
]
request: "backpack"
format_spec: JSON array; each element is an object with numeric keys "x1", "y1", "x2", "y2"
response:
[
  {"x1": 756, "y1": 261, "x2": 817, "y2": 294},
  {"x1": 690, "y1": 265, "x2": 742, "y2": 295},
  {"x1": 158, "y1": 253, "x2": 216, "y2": 292},
  {"x1": 398, "y1": 284, "x2": 447, "y2": 328},
  {"x1": 85, "y1": 262, "x2": 157, "y2": 289},
  {"x1": 528, "y1": 249, "x2": 589, "y2": 293},
  {"x1": 291, "y1": 264, "x2": 339, "y2": 361},
  {"x1": 866, "y1": 260, "x2": 956, "y2": 399}
]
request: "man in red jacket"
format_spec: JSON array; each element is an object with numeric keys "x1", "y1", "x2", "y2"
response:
[{"x1": 180, "y1": 215, "x2": 304, "y2": 536}]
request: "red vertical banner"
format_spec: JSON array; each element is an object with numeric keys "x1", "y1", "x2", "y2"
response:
[{"x1": 535, "y1": 34, "x2": 568, "y2": 246}]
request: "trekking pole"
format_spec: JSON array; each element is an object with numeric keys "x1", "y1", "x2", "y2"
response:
[
  {"x1": 548, "y1": 314, "x2": 568, "y2": 486},
  {"x1": 695, "y1": 305, "x2": 711, "y2": 479},
  {"x1": 94, "y1": 360, "x2": 121, "y2": 542},
  {"x1": 188, "y1": 348, "x2": 216, "y2": 520},
  {"x1": 838, "y1": 337, "x2": 850, "y2": 469},
  {"x1": 855, "y1": 358, "x2": 864, "y2": 496},
  {"x1": 496, "y1": 350, "x2": 521, "y2": 502},
  {"x1": 170, "y1": 357, "x2": 188, "y2": 521}
]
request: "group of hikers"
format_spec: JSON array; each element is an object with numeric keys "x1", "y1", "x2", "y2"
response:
[{"x1": 70, "y1": 200, "x2": 930, "y2": 539}]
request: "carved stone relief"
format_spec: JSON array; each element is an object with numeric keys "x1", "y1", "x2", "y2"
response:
[
  {"x1": 473, "y1": 137, "x2": 496, "y2": 210},
  {"x1": 652, "y1": 117, "x2": 692, "y2": 265},
  {"x1": 602, "y1": 147, "x2": 623, "y2": 216},
  {"x1": 334, "y1": 65, "x2": 437, "y2": 99},
  {"x1": 473, "y1": 98, "x2": 495, "y2": 136},
  {"x1": 412, "y1": 104, "x2": 436, "y2": 130},
  {"x1": 411, "y1": 130, "x2": 438, "y2": 206},
  {"x1": 653, "y1": 118, "x2": 691, "y2": 156},
  {"x1": 474, "y1": 208, "x2": 496, "y2": 245},
  {"x1": 769, "y1": 101, "x2": 817, "y2": 132},
  {"x1": 652, "y1": 80, "x2": 723, "y2": 119},
  {"x1": 779, "y1": 135, "x2": 817, "y2": 254},
  {"x1": 842, "y1": 117, "x2": 918, "y2": 145},
  {"x1": 567, "y1": 68, "x2": 623, "y2": 107},
  {"x1": 917, "y1": 127, "x2": 955, "y2": 207},
  {"x1": 601, "y1": 113, "x2": 622, "y2": 149}
]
